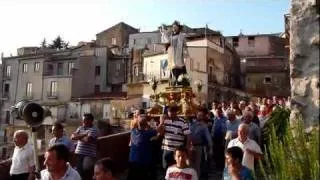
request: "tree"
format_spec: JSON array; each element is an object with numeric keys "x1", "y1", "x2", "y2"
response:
[
  {"x1": 40, "y1": 38, "x2": 47, "y2": 48},
  {"x1": 62, "y1": 41, "x2": 69, "y2": 49},
  {"x1": 49, "y1": 36, "x2": 64, "y2": 50}
]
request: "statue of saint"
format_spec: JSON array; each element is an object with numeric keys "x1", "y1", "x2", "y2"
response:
[{"x1": 160, "y1": 21, "x2": 189, "y2": 86}]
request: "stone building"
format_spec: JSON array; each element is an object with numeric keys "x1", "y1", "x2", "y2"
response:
[
  {"x1": 126, "y1": 36, "x2": 243, "y2": 109},
  {"x1": 289, "y1": 0, "x2": 319, "y2": 127},
  {"x1": 96, "y1": 22, "x2": 139, "y2": 92},
  {"x1": 226, "y1": 33, "x2": 290, "y2": 97}
]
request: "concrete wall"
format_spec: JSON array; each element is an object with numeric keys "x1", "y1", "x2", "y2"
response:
[
  {"x1": 16, "y1": 58, "x2": 44, "y2": 102},
  {"x1": 246, "y1": 72, "x2": 290, "y2": 97},
  {"x1": 1, "y1": 58, "x2": 19, "y2": 123},
  {"x1": 143, "y1": 53, "x2": 169, "y2": 80},
  {"x1": 96, "y1": 22, "x2": 139, "y2": 48},
  {"x1": 42, "y1": 77, "x2": 72, "y2": 102},
  {"x1": 94, "y1": 47, "x2": 109, "y2": 92},
  {"x1": 227, "y1": 36, "x2": 271, "y2": 57},
  {"x1": 129, "y1": 32, "x2": 161, "y2": 50},
  {"x1": 290, "y1": 0, "x2": 319, "y2": 127},
  {"x1": 71, "y1": 56, "x2": 95, "y2": 98},
  {"x1": 107, "y1": 58, "x2": 127, "y2": 87}
]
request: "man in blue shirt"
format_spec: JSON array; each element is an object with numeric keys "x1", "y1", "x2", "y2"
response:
[
  {"x1": 128, "y1": 110, "x2": 157, "y2": 180},
  {"x1": 190, "y1": 108, "x2": 212, "y2": 179},
  {"x1": 212, "y1": 108, "x2": 227, "y2": 170},
  {"x1": 49, "y1": 123, "x2": 75, "y2": 153},
  {"x1": 223, "y1": 146, "x2": 254, "y2": 180},
  {"x1": 225, "y1": 110, "x2": 241, "y2": 146}
]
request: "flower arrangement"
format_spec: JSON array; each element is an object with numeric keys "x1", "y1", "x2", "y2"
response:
[
  {"x1": 148, "y1": 76, "x2": 159, "y2": 93},
  {"x1": 177, "y1": 74, "x2": 191, "y2": 87},
  {"x1": 194, "y1": 80, "x2": 203, "y2": 92}
]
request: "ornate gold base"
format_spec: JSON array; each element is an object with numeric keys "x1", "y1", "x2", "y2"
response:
[{"x1": 149, "y1": 85, "x2": 199, "y2": 117}]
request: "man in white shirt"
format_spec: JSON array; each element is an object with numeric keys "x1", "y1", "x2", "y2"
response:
[
  {"x1": 10, "y1": 130, "x2": 35, "y2": 180},
  {"x1": 227, "y1": 123, "x2": 263, "y2": 171},
  {"x1": 41, "y1": 144, "x2": 81, "y2": 180}
]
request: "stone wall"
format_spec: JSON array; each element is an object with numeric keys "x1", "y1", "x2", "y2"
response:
[{"x1": 290, "y1": 0, "x2": 319, "y2": 127}]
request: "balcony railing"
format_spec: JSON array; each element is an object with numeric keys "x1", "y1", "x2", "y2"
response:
[{"x1": 47, "y1": 92, "x2": 58, "y2": 99}]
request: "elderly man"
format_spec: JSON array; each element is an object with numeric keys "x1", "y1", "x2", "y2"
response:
[
  {"x1": 10, "y1": 130, "x2": 35, "y2": 180},
  {"x1": 227, "y1": 123, "x2": 263, "y2": 171},
  {"x1": 41, "y1": 144, "x2": 81, "y2": 180},
  {"x1": 242, "y1": 110, "x2": 261, "y2": 145}
]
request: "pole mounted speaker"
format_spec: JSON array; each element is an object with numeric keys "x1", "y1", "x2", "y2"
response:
[
  {"x1": 11, "y1": 100, "x2": 44, "y2": 127},
  {"x1": 11, "y1": 100, "x2": 46, "y2": 179}
]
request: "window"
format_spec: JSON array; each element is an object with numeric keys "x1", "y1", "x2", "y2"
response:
[
  {"x1": 264, "y1": 76, "x2": 272, "y2": 84},
  {"x1": 95, "y1": 66, "x2": 101, "y2": 76},
  {"x1": 133, "y1": 39, "x2": 136, "y2": 45},
  {"x1": 209, "y1": 66, "x2": 213, "y2": 81},
  {"x1": 146, "y1": 38, "x2": 152, "y2": 44},
  {"x1": 116, "y1": 63, "x2": 121, "y2": 76},
  {"x1": 112, "y1": 38, "x2": 117, "y2": 45},
  {"x1": 94, "y1": 85, "x2": 100, "y2": 93},
  {"x1": 34, "y1": 62, "x2": 40, "y2": 72},
  {"x1": 57, "y1": 63, "x2": 63, "y2": 75},
  {"x1": 50, "y1": 81, "x2": 58, "y2": 96},
  {"x1": 232, "y1": 37, "x2": 239, "y2": 47},
  {"x1": 46, "y1": 64, "x2": 54, "y2": 75},
  {"x1": 5, "y1": 111, "x2": 10, "y2": 124},
  {"x1": 248, "y1": 36, "x2": 255, "y2": 47},
  {"x1": 68, "y1": 62, "x2": 74, "y2": 75},
  {"x1": 23, "y1": 63, "x2": 28, "y2": 73},
  {"x1": 4, "y1": 84, "x2": 10, "y2": 93},
  {"x1": 26, "y1": 83, "x2": 32, "y2": 97},
  {"x1": 103, "y1": 104, "x2": 110, "y2": 119},
  {"x1": 196, "y1": 62, "x2": 200, "y2": 70},
  {"x1": 5, "y1": 65, "x2": 11, "y2": 77},
  {"x1": 81, "y1": 104, "x2": 91, "y2": 116},
  {"x1": 134, "y1": 66, "x2": 139, "y2": 76}
]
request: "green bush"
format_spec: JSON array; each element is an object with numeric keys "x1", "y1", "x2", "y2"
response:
[{"x1": 259, "y1": 109, "x2": 319, "y2": 180}]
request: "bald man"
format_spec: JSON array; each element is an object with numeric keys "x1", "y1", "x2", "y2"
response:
[
  {"x1": 10, "y1": 130, "x2": 35, "y2": 180},
  {"x1": 227, "y1": 124, "x2": 263, "y2": 171}
]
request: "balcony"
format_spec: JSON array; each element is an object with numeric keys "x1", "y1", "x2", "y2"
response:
[
  {"x1": 2, "y1": 92, "x2": 10, "y2": 100},
  {"x1": 2, "y1": 75, "x2": 11, "y2": 80},
  {"x1": 47, "y1": 92, "x2": 58, "y2": 99},
  {"x1": 22, "y1": 95, "x2": 33, "y2": 100}
]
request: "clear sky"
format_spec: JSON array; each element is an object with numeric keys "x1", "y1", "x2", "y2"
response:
[{"x1": 0, "y1": 0, "x2": 290, "y2": 56}]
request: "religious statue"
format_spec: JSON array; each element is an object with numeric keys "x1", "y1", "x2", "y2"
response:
[{"x1": 160, "y1": 21, "x2": 189, "y2": 86}]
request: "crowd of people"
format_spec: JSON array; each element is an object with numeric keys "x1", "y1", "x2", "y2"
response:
[
  {"x1": 128, "y1": 96, "x2": 290, "y2": 180},
  {"x1": 8, "y1": 96, "x2": 290, "y2": 180}
]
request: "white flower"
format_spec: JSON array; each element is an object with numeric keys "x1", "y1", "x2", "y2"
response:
[
  {"x1": 178, "y1": 74, "x2": 190, "y2": 82},
  {"x1": 194, "y1": 80, "x2": 202, "y2": 87},
  {"x1": 177, "y1": 74, "x2": 184, "y2": 82}
]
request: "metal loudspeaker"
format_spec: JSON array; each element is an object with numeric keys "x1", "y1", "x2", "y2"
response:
[{"x1": 11, "y1": 100, "x2": 44, "y2": 127}]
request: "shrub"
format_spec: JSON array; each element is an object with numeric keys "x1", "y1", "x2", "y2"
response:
[{"x1": 259, "y1": 109, "x2": 319, "y2": 180}]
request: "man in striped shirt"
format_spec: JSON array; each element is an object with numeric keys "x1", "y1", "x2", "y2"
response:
[
  {"x1": 158, "y1": 105, "x2": 191, "y2": 170},
  {"x1": 71, "y1": 113, "x2": 98, "y2": 180}
]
